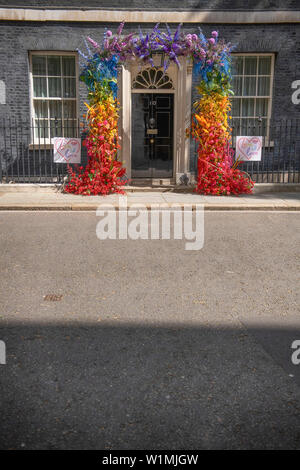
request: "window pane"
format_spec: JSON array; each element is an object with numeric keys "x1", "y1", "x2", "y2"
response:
[
  {"x1": 244, "y1": 57, "x2": 257, "y2": 75},
  {"x1": 232, "y1": 76, "x2": 243, "y2": 95},
  {"x1": 258, "y1": 57, "x2": 271, "y2": 75},
  {"x1": 256, "y1": 98, "x2": 268, "y2": 117},
  {"x1": 232, "y1": 118, "x2": 241, "y2": 131},
  {"x1": 33, "y1": 100, "x2": 48, "y2": 119},
  {"x1": 253, "y1": 118, "x2": 267, "y2": 136},
  {"x1": 49, "y1": 100, "x2": 62, "y2": 119},
  {"x1": 35, "y1": 119, "x2": 49, "y2": 139},
  {"x1": 241, "y1": 98, "x2": 255, "y2": 117},
  {"x1": 259, "y1": 118, "x2": 268, "y2": 134},
  {"x1": 244, "y1": 77, "x2": 256, "y2": 96},
  {"x1": 251, "y1": 125, "x2": 261, "y2": 136},
  {"x1": 47, "y1": 56, "x2": 61, "y2": 76},
  {"x1": 62, "y1": 56, "x2": 76, "y2": 76},
  {"x1": 257, "y1": 76, "x2": 270, "y2": 96},
  {"x1": 244, "y1": 118, "x2": 259, "y2": 135},
  {"x1": 31, "y1": 54, "x2": 77, "y2": 141},
  {"x1": 232, "y1": 56, "x2": 243, "y2": 75},
  {"x1": 250, "y1": 118, "x2": 267, "y2": 136},
  {"x1": 50, "y1": 120, "x2": 63, "y2": 138},
  {"x1": 239, "y1": 119, "x2": 249, "y2": 134},
  {"x1": 48, "y1": 77, "x2": 61, "y2": 97},
  {"x1": 231, "y1": 98, "x2": 241, "y2": 116},
  {"x1": 240, "y1": 118, "x2": 257, "y2": 135},
  {"x1": 32, "y1": 55, "x2": 46, "y2": 75},
  {"x1": 63, "y1": 120, "x2": 77, "y2": 137},
  {"x1": 63, "y1": 100, "x2": 77, "y2": 118},
  {"x1": 63, "y1": 78, "x2": 76, "y2": 98},
  {"x1": 33, "y1": 77, "x2": 47, "y2": 97}
]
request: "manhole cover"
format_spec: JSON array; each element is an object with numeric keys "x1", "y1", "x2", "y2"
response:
[{"x1": 44, "y1": 294, "x2": 63, "y2": 301}]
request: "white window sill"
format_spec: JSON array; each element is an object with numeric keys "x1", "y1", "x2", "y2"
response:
[{"x1": 29, "y1": 143, "x2": 54, "y2": 150}]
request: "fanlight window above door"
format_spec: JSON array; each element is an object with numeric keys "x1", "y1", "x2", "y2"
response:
[{"x1": 132, "y1": 68, "x2": 174, "y2": 90}]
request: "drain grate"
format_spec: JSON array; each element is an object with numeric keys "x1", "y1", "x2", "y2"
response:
[{"x1": 44, "y1": 294, "x2": 63, "y2": 302}]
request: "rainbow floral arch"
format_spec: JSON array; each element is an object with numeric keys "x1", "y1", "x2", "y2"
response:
[{"x1": 65, "y1": 23, "x2": 254, "y2": 196}]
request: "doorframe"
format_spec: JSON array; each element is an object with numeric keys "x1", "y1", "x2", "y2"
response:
[{"x1": 118, "y1": 57, "x2": 193, "y2": 182}]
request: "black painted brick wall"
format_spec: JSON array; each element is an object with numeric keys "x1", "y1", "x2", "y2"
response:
[
  {"x1": 0, "y1": 20, "x2": 299, "y2": 174},
  {"x1": 0, "y1": 21, "x2": 298, "y2": 122}
]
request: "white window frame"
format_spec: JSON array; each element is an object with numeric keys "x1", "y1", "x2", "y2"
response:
[
  {"x1": 29, "y1": 51, "x2": 79, "y2": 146},
  {"x1": 231, "y1": 52, "x2": 275, "y2": 144}
]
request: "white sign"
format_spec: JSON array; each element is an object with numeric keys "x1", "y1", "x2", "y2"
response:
[
  {"x1": 53, "y1": 137, "x2": 81, "y2": 163},
  {"x1": 236, "y1": 136, "x2": 262, "y2": 162}
]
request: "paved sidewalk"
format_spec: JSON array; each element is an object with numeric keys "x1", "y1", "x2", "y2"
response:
[{"x1": 0, "y1": 188, "x2": 299, "y2": 210}]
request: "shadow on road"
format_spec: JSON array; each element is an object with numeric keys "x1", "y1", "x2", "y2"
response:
[{"x1": 1, "y1": 322, "x2": 300, "y2": 450}]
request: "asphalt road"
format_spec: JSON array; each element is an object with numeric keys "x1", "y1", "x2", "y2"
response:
[{"x1": 0, "y1": 211, "x2": 300, "y2": 450}]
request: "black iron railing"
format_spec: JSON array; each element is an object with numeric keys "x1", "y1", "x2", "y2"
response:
[
  {"x1": 231, "y1": 119, "x2": 300, "y2": 183},
  {"x1": 191, "y1": 118, "x2": 300, "y2": 183},
  {"x1": 0, "y1": 118, "x2": 299, "y2": 184},
  {"x1": 0, "y1": 118, "x2": 87, "y2": 184}
]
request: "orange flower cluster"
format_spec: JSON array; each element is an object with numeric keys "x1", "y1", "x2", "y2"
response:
[
  {"x1": 190, "y1": 84, "x2": 254, "y2": 195},
  {"x1": 65, "y1": 95, "x2": 126, "y2": 195}
]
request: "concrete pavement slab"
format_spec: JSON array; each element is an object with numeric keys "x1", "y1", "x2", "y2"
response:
[{"x1": 0, "y1": 190, "x2": 299, "y2": 210}]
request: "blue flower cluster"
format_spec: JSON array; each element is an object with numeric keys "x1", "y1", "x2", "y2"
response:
[{"x1": 79, "y1": 54, "x2": 119, "y2": 98}]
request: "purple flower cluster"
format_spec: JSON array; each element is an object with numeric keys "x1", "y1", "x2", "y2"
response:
[{"x1": 84, "y1": 23, "x2": 232, "y2": 73}]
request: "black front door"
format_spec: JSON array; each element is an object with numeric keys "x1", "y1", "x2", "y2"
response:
[{"x1": 131, "y1": 93, "x2": 174, "y2": 178}]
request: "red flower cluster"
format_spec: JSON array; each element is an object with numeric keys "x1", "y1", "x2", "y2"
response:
[
  {"x1": 66, "y1": 158, "x2": 126, "y2": 196},
  {"x1": 196, "y1": 144, "x2": 254, "y2": 195},
  {"x1": 190, "y1": 88, "x2": 254, "y2": 195},
  {"x1": 65, "y1": 97, "x2": 127, "y2": 196}
]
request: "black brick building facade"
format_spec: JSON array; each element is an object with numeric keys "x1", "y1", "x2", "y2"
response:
[
  {"x1": 0, "y1": 22, "x2": 299, "y2": 121},
  {"x1": 0, "y1": 2, "x2": 299, "y2": 182}
]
